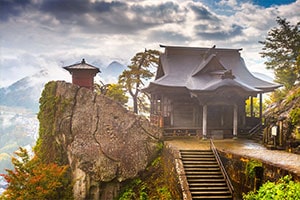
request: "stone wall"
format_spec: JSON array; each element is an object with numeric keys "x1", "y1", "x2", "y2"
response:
[
  {"x1": 161, "y1": 143, "x2": 194, "y2": 200},
  {"x1": 218, "y1": 150, "x2": 300, "y2": 199}
]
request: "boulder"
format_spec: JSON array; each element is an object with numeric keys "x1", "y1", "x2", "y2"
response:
[{"x1": 37, "y1": 81, "x2": 162, "y2": 199}]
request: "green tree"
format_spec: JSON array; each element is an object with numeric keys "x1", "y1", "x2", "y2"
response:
[
  {"x1": 259, "y1": 17, "x2": 300, "y2": 90},
  {"x1": 0, "y1": 147, "x2": 72, "y2": 200},
  {"x1": 106, "y1": 84, "x2": 128, "y2": 105},
  {"x1": 245, "y1": 97, "x2": 266, "y2": 117},
  {"x1": 119, "y1": 49, "x2": 160, "y2": 114},
  {"x1": 95, "y1": 82, "x2": 128, "y2": 106}
]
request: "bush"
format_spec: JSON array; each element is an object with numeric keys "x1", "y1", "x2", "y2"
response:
[
  {"x1": 0, "y1": 147, "x2": 72, "y2": 200},
  {"x1": 243, "y1": 175, "x2": 300, "y2": 200}
]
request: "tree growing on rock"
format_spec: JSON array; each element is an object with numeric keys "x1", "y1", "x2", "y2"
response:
[
  {"x1": 259, "y1": 17, "x2": 300, "y2": 91},
  {"x1": 119, "y1": 49, "x2": 161, "y2": 114},
  {"x1": 95, "y1": 82, "x2": 128, "y2": 106}
]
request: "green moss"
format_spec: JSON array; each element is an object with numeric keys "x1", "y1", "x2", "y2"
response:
[
  {"x1": 156, "y1": 141, "x2": 164, "y2": 152},
  {"x1": 34, "y1": 81, "x2": 71, "y2": 165},
  {"x1": 290, "y1": 107, "x2": 300, "y2": 125},
  {"x1": 245, "y1": 159, "x2": 263, "y2": 179},
  {"x1": 150, "y1": 156, "x2": 161, "y2": 167}
]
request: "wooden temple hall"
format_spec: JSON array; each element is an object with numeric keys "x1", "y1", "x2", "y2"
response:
[{"x1": 143, "y1": 45, "x2": 280, "y2": 139}]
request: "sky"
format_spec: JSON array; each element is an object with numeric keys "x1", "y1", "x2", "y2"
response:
[{"x1": 0, "y1": 0, "x2": 299, "y2": 87}]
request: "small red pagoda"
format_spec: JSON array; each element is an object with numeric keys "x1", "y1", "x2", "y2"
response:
[{"x1": 63, "y1": 59, "x2": 100, "y2": 90}]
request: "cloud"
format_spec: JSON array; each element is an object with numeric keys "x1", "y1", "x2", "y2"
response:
[
  {"x1": 147, "y1": 30, "x2": 191, "y2": 43},
  {"x1": 195, "y1": 23, "x2": 243, "y2": 40},
  {"x1": 0, "y1": 0, "x2": 299, "y2": 87},
  {"x1": 0, "y1": 0, "x2": 32, "y2": 21},
  {"x1": 190, "y1": 3, "x2": 218, "y2": 20},
  {"x1": 35, "y1": 0, "x2": 187, "y2": 35}
]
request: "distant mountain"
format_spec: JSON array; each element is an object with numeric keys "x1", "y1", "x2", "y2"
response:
[
  {"x1": 0, "y1": 70, "x2": 49, "y2": 112},
  {"x1": 102, "y1": 61, "x2": 126, "y2": 76},
  {"x1": 99, "y1": 61, "x2": 126, "y2": 84}
]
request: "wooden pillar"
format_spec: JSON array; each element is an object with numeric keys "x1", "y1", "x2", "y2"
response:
[
  {"x1": 233, "y1": 104, "x2": 238, "y2": 139},
  {"x1": 202, "y1": 104, "x2": 207, "y2": 140},
  {"x1": 259, "y1": 93, "x2": 263, "y2": 120},
  {"x1": 250, "y1": 96, "x2": 254, "y2": 117}
]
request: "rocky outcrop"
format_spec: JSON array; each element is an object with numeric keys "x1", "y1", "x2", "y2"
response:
[
  {"x1": 37, "y1": 81, "x2": 162, "y2": 199},
  {"x1": 263, "y1": 86, "x2": 300, "y2": 151}
]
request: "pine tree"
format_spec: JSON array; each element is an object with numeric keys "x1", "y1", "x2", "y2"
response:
[
  {"x1": 119, "y1": 49, "x2": 160, "y2": 114},
  {"x1": 260, "y1": 17, "x2": 300, "y2": 89}
]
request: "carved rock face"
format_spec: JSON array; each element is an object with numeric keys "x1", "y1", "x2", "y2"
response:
[{"x1": 40, "y1": 81, "x2": 162, "y2": 199}]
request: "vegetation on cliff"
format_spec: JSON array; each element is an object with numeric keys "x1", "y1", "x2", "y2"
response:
[
  {"x1": 264, "y1": 86, "x2": 300, "y2": 150},
  {"x1": 260, "y1": 17, "x2": 300, "y2": 150},
  {"x1": 118, "y1": 152, "x2": 174, "y2": 200},
  {"x1": 0, "y1": 147, "x2": 72, "y2": 200},
  {"x1": 34, "y1": 81, "x2": 72, "y2": 165}
]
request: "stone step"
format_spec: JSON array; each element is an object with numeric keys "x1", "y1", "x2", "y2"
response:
[
  {"x1": 180, "y1": 150, "x2": 212, "y2": 152},
  {"x1": 187, "y1": 174, "x2": 225, "y2": 179},
  {"x1": 184, "y1": 164, "x2": 219, "y2": 168},
  {"x1": 185, "y1": 171, "x2": 222, "y2": 175},
  {"x1": 182, "y1": 157, "x2": 216, "y2": 161},
  {"x1": 184, "y1": 167, "x2": 221, "y2": 171},
  {"x1": 190, "y1": 186, "x2": 230, "y2": 190},
  {"x1": 191, "y1": 195, "x2": 232, "y2": 200},
  {"x1": 181, "y1": 154, "x2": 215, "y2": 158},
  {"x1": 181, "y1": 152, "x2": 214, "y2": 155},
  {"x1": 191, "y1": 191, "x2": 232, "y2": 196},
  {"x1": 180, "y1": 149, "x2": 233, "y2": 200},
  {"x1": 182, "y1": 161, "x2": 218, "y2": 165},
  {"x1": 187, "y1": 178, "x2": 226, "y2": 183},
  {"x1": 189, "y1": 182, "x2": 227, "y2": 187},
  {"x1": 180, "y1": 151, "x2": 214, "y2": 154}
]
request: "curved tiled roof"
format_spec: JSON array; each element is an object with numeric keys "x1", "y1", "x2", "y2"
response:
[
  {"x1": 144, "y1": 45, "x2": 280, "y2": 93},
  {"x1": 63, "y1": 59, "x2": 100, "y2": 73}
]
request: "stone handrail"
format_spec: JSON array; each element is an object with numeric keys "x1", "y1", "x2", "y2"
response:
[{"x1": 210, "y1": 139, "x2": 234, "y2": 197}]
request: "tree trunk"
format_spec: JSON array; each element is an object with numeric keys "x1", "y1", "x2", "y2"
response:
[{"x1": 133, "y1": 96, "x2": 138, "y2": 114}]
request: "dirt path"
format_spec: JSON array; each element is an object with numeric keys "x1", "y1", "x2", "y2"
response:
[{"x1": 164, "y1": 137, "x2": 300, "y2": 176}]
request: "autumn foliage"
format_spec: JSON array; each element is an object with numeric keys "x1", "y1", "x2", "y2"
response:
[{"x1": 0, "y1": 147, "x2": 72, "y2": 200}]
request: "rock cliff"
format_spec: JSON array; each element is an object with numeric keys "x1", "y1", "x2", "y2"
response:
[
  {"x1": 263, "y1": 86, "x2": 300, "y2": 151},
  {"x1": 36, "y1": 81, "x2": 162, "y2": 199}
]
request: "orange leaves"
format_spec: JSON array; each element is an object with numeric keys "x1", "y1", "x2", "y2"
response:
[{"x1": 0, "y1": 148, "x2": 72, "y2": 200}]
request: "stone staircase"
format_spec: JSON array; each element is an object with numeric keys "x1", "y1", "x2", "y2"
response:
[{"x1": 180, "y1": 149, "x2": 233, "y2": 200}]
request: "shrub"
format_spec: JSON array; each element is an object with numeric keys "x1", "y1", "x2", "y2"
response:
[{"x1": 243, "y1": 175, "x2": 300, "y2": 200}]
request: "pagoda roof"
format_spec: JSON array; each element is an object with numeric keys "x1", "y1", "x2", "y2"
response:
[
  {"x1": 63, "y1": 59, "x2": 100, "y2": 73},
  {"x1": 144, "y1": 45, "x2": 281, "y2": 94}
]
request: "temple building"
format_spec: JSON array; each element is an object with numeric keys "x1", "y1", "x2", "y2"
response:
[
  {"x1": 63, "y1": 59, "x2": 100, "y2": 90},
  {"x1": 143, "y1": 45, "x2": 280, "y2": 139}
]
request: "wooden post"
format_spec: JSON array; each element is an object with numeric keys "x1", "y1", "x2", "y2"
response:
[
  {"x1": 233, "y1": 104, "x2": 238, "y2": 139},
  {"x1": 202, "y1": 104, "x2": 207, "y2": 140},
  {"x1": 250, "y1": 96, "x2": 254, "y2": 117},
  {"x1": 259, "y1": 93, "x2": 263, "y2": 120}
]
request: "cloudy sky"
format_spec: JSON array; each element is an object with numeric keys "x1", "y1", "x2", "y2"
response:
[{"x1": 0, "y1": 0, "x2": 299, "y2": 87}]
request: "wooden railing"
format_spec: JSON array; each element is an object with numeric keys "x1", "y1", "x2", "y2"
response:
[
  {"x1": 210, "y1": 139, "x2": 234, "y2": 197},
  {"x1": 249, "y1": 123, "x2": 264, "y2": 135}
]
